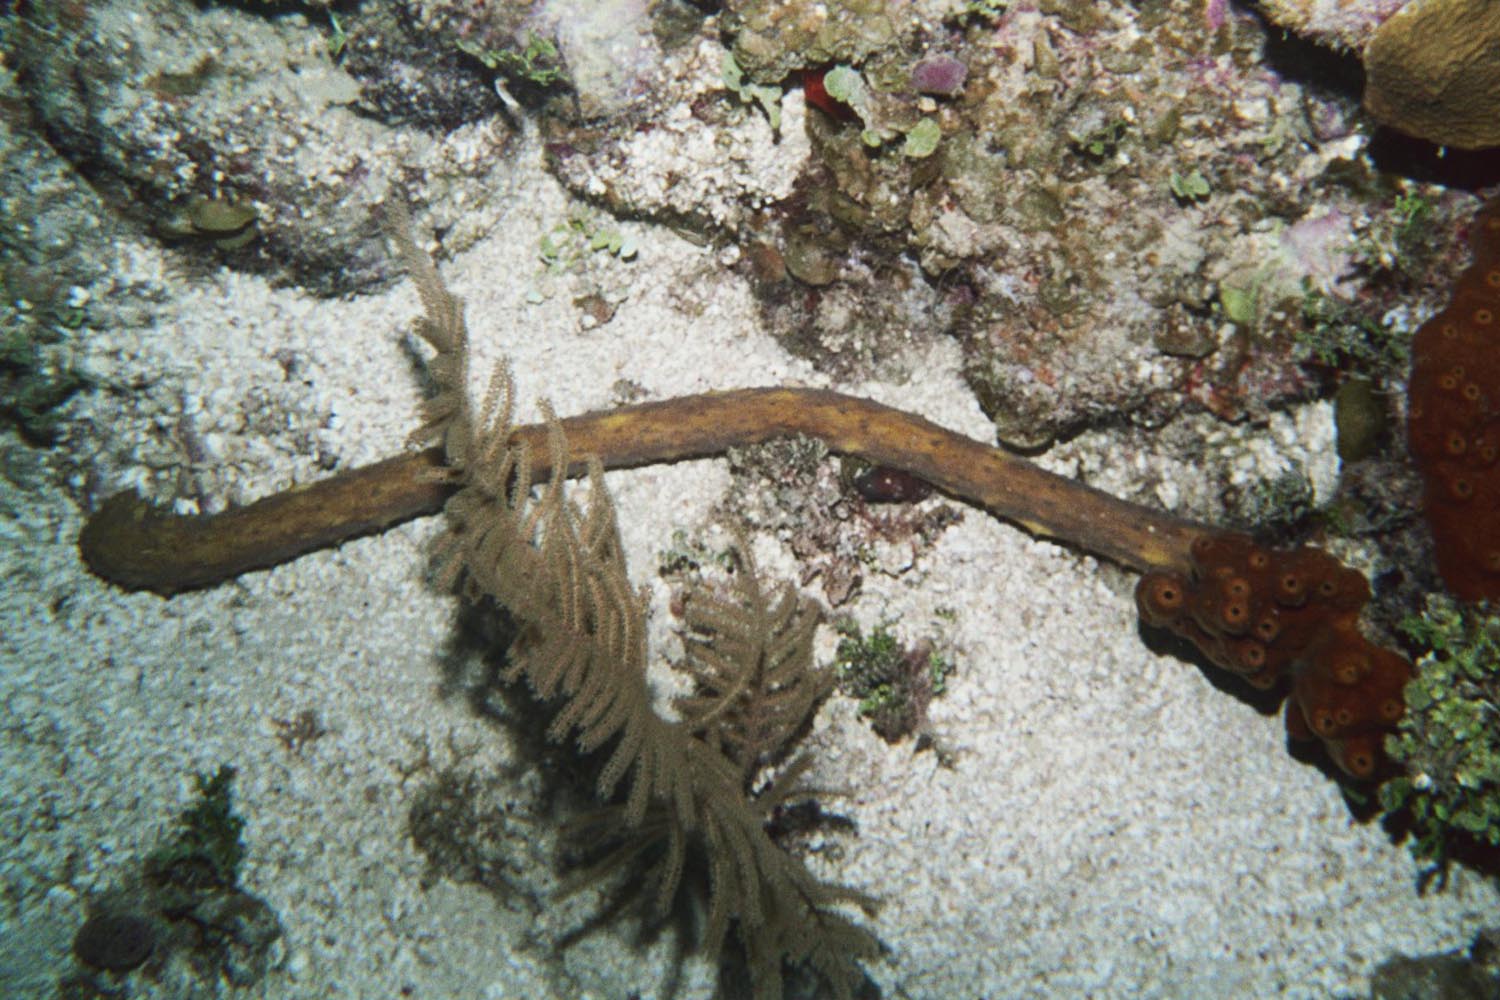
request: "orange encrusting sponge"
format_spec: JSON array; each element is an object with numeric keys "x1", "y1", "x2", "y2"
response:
[
  {"x1": 1407, "y1": 200, "x2": 1500, "y2": 601},
  {"x1": 1137, "y1": 533, "x2": 1412, "y2": 779}
]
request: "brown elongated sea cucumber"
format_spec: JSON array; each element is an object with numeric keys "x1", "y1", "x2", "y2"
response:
[{"x1": 80, "y1": 388, "x2": 1210, "y2": 594}]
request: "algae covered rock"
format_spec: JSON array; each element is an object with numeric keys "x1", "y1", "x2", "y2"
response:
[
  {"x1": 724, "y1": 0, "x2": 910, "y2": 83},
  {"x1": 543, "y1": 0, "x2": 1400, "y2": 444},
  {"x1": 1258, "y1": 0, "x2": 1500, "y2": 149},
  {"x1": 10, "y1": 0, "x2": 513, "y2": 295},
  {"x1": 1256, "y1": 0, "x2": 1408, "y2": 51}
]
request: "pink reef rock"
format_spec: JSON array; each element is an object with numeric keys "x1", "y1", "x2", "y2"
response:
[
  {"x1": 910, "y1": 55, "x2": 968, "y2": 97},
  {"x1": 1281, "y1": 210, "x2": 1356, "y2": 297},
  {"x1": 1204, "y1": 0, "x2": 1229, "y2": 32}
]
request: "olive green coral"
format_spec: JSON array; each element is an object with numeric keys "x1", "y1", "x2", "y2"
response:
[
  {"x1": 1380, "y1": 597, "x2": 1500, "y2": 871},
  {"x1": 1363, "y1": 0, "x2": 1500, "y2": 150}
]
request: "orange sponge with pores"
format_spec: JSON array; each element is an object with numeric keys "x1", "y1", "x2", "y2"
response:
[
  {"x1": 1136, "y1": 532, "x2": 1413, "y2": 779},
  {"x1": 1408, "y1": 200, "x2": 1500, "y2": 601}
]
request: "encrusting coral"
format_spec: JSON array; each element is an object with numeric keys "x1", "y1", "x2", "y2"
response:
[
  {"x1": 1407, "y1": 199, "x2": 1500, "y2": 600},
  {"x1": 1134, "y1": 199, "x2": 1500, "y2": 779},
  {"x1": 80, "y1": 192, "x2": 1454, "y2": 790},
  {"x1": 1137, "y1": 533, "x2": 1411, "y2": 779},
  {"x1": 85, "y1": 195, "x2": 1482, "y2": 786}
]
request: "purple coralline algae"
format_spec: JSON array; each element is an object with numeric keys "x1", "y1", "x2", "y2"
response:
[{"x1": 910, "y1": 55, "x2": 968, "y2": 97}]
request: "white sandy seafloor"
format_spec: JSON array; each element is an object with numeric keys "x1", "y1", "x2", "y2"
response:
[{"x1": 3, "y1": 128, "x2": 1499, "y2": 1000}]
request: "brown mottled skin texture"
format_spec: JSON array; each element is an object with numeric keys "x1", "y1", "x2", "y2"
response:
[
  {"x1": 79, "y1": 388, "x2": 1209, "y2": 593},
  {"x1": 1407, "y1": 199, "x2": 1500, "y2": 601}
]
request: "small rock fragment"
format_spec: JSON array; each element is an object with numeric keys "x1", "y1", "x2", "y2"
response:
[
  {"x1": 1334, "y1": 377, "x2": 1386, "y2": 462},
  {"x1": 910, "y1": 55, "x2": 967, "y2": 97},
  {"x1": 73, "y1": 911, "x2": 155, "y2": 972}
]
